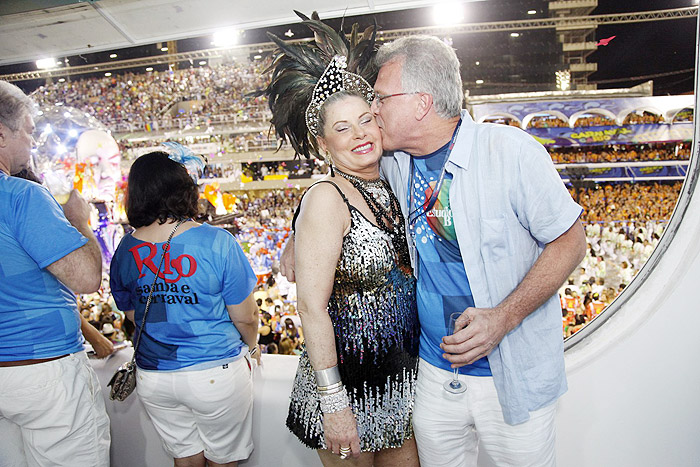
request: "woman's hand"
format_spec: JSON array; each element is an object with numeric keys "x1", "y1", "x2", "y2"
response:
[
  {"x1": 249, "y1": 344, "x2": 261, "y2": 366},
  {"x1": 323, "y1": 407, "x2": 361, "y2": 459}
]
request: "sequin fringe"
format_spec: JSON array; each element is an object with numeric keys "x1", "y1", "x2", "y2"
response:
[{"x1": 286, "y1": 352, "x2": 418, "y2": 452}]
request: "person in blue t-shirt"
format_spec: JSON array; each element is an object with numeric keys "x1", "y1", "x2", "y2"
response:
[
  {"x1": 0, "y1": 80, "x2": 110, "y2": 466},
  {"x1": 373, "y1": 37, "x2": 586, "y2": 467},
  {"x1": 110, "y1": 150, "x2": 259, "y2": 466}
]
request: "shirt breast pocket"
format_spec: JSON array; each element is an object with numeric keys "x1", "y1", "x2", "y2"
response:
[{"x1": 480, "y1": 216, "x2": 511, "y2": 262}]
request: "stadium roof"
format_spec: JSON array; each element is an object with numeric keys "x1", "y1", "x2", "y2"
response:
[{"x1": 0, "y1": 0, "x2": 696, "y2": 96}]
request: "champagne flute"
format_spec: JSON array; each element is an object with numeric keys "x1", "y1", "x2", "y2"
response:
[{"x1": 443, "y1": 311, "x2": 467, "y2": 394}]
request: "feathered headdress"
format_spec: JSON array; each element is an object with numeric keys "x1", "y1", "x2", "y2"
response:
[{"x1": 258, "y1": 10, "x2": 378, "y2": 158}]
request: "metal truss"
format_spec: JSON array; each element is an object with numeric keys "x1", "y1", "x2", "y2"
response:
[
  {"x1": 377, "y1": 6, "x2": 698, "y2": 39},
  {"x1": 2, "y1": 7, "x2": 696, "y2": 82}
]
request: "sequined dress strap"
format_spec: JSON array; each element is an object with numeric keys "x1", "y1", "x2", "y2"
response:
[{"x1": 292, "y1": 180, "x2": 351, "y2": 231}]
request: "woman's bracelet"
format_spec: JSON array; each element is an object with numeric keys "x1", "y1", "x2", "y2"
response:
[
  {"x1": 249, "y1": 344, "x2": 259, "y2": 357},
  {"x1": 317, "y1": 382, "x2": 344, "y2": 395},
  {"x1": 319, "y1": 386, "x2": 350, "y2": 414},
  {"x1": 314, "y1": 365, "x2": 341, "y2": 388}
]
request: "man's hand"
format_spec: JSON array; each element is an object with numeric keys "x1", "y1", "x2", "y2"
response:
[
  {"x1": 440, "y1": 306, "x2": 510, "y2": 367},
  {"x1": 80, "y1": 315, "x2": 115, "y2": 359},
  {"x1": 279, "y1": 233, "x2": 296, "y2": 282},
  {"x1": 62, "y1": 190, "x2": 92, "y2": 229},
  {"x1": 90, "y1": 333, "x2": 116, "y2": 359},
  {"x1": 441, "y1": 221, "x2": 587, "y2": 367}
]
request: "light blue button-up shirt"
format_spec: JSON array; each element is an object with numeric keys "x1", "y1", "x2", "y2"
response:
[{"x1": 381, "y1": 110, "x2": 582, "y2": 425}]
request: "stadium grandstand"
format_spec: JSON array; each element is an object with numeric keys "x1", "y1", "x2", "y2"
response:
[
  {"x1": 1, "y1": 1, "x2": 699, "y2": 466},
  {"x1": 0, "y1": 0, "x2": 695, "y2": 341}
]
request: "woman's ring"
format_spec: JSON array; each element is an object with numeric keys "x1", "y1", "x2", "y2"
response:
[{"x1": 339, "y1": 446, "x2": 351, "y2": 459}]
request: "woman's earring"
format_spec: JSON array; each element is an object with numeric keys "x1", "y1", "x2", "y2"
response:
[{"x1": 325, "y1": 151, "x2": 335, "y2": 177}]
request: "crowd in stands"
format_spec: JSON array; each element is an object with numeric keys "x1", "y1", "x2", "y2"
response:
[
  {"x1": 78, "y1": 278, "x2": 132, "y2": 346},
  {"x1": 202, "y1": 163, "x2": 240, "y2": 180},
  {"x1": 674, "y1": 109, "x2": 694, "y2": 122},
  {"x1": 550, "y1": 142, "x2": 691, "y2": 164},
  {"x1": 214, "y1": 190, "x2": 303, "y2": 350},
  {"x1": 242, "y1": 159, "x2": 327, "y2": 181},
  {"x1": 528, "y1": 115, "x2": 569, "y2": 128},
  {"x1": 79, "y1": 176, "x2": 681, "y2": 344},
  {"x1": 573, "y1": 114, "x2": 617, "y2": 127},
  {"x1": 34, "y1": 61, "x2": 689, "y2": 343},
  {"x1": 561, "y1": 218, "x2": 664, "y2": 337},
  {"x1": 623, "y1": 111, "x2": 664, "y2": 125},
  {"x1": 559, "y1": 180, "x2": 682, "y2": 336},
  {"x1": 117, "y1": 130, "x2": 288, "y2": 160},
  {"x1": 254, "y1": 274, "x2": 303, "y2": 355},
  {"x1": 482, "y1": 116, "x2": 522, "y2": 127},
  {"x1": 31, "y1": 60, "x2": 273, "y2": 133},
  {"x1": 572, "y1": 181, "x2": 682, "y2": 223},
  {"x1": 498, "y1": 110, "x2": 684, "y2": 131}
]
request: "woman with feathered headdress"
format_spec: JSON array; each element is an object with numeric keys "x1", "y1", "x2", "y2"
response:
[{"x1": 258, "y1": 11, "x2": 420, "y2": 466}]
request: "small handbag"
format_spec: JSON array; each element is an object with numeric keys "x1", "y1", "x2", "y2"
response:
[{"x1": 108, "y1": 220, "x2": 185, "y2": 401}]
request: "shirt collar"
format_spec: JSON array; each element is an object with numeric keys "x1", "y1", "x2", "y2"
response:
[
  {"x1": 388, "y1": 109, "x2": 475, "y2": 171},
  {"x1": 445, "y1": 110, "x2": 474, "y2": 171}
]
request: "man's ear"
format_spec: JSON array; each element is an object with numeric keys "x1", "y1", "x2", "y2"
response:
[
  {"x1": 415, "y1": 93, "x2": 434, "y2": 121},
  {"x1": 0, "y1": 123, "x2": 8, "y2": 148}
]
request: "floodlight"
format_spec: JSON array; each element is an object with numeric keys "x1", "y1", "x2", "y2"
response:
[
  {"x1": 432, "y1": 2, "x2": 465, "y2": 26},
  {"x1": 36, "y1": 58, "x2": 57, "y2": 69},
  {"x1": 213, "y1": 28, "x2": 239, "y2": 47}
]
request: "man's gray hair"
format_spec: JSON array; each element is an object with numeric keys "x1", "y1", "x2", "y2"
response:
[
  {"x1": 376, "y1": 35, "x2": 463, "y2": 119},
  {"x1": 0, "y1": 81, "x2": 35, "y2": 132}
]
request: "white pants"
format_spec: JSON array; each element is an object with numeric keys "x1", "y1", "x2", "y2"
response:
[
  {"x1": 413, "y1": 359, "x2": 557, "y2": 467},
  {"x1": 136, "y1": 356, "x2": 254, "y2": 463},
  {"x1": 0, "y1": 352, "x2": 111, "y2": 467}
]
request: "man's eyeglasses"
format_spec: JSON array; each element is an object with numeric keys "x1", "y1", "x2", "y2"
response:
[{"x1": 372, "y1": 92, "x2": 420, "y2": 107}]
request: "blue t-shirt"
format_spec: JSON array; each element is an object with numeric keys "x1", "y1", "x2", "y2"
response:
[
  {"x1": 0, "y1": 173, "x2": 86, "y2": 361},
  {"x1": 409, "y1": 142, "x2": 491, "y2": 376},
  {"x1": 110, "y1": 223, "x2": 257, "y2": 371}
]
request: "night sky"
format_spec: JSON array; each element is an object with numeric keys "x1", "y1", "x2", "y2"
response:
[{"x1": 591, "y1": 0, "x2": 696, "y2": 94}]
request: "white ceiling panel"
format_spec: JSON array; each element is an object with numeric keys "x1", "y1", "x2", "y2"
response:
[
  {"x1": 0, "y1": 4, "x2": 129, "y2": 64},
  {"x1": 0, "y1": 0, "x2": 450, "y2": 66}
]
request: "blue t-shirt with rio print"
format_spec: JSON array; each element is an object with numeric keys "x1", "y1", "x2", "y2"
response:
[{"x1": 110, "y1": 223, "x2": 257, "y2": 371}]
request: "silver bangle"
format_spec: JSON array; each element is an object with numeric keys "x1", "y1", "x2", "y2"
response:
[
  {"x1": 314, "y1": 365, "x2": 341, "y2": 387},
  {"x1": 318, "y1": 382, "x2": 344, "y2": 395},
  {"x1": 319, "y1": 387, "x2": 350, "y2": 413}
]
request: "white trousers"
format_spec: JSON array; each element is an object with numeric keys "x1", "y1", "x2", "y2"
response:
[
  {"x1": 0, "y1": 352, "x2": 111, "y2": 467},
  {"x1": 413, "y1": 358, "x2": 557, "y2": 467},
  {"x1": 136, "y1": 356, "x2": 254, "y2": 463}
]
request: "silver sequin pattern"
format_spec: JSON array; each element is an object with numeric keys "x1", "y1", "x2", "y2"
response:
[{"x1": 287, "y1": 205, "x2": 419, "y2": 452}]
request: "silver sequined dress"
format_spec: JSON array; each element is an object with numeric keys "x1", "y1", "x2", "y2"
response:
[{"x1": 287, "y1": 181, "x2": 419, "y2": 452}]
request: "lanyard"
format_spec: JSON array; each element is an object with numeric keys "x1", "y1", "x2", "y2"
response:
[{"x1": 407, "y1": 118, "x2": 462, "y2": 228}]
